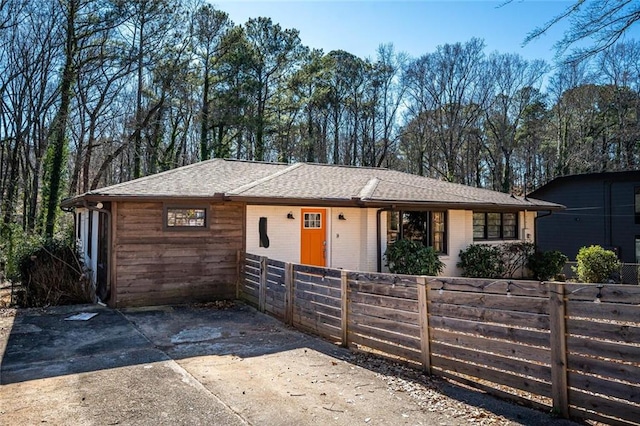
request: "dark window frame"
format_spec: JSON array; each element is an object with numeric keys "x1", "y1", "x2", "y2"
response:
[
  {"x1": 259, "y1": 217, "x2": 270, "y2": 248},
  {"x1": 76, "y1": 212, "x2": 82, "y2": 240},
  {"x1": 163, "y1": 204, "x2": 210, "y2": 231},
  {"x1": 87, "y1": 211, "x2": 93, "y2": 259},
  {"x1": 392, "y1": 210, "x2": 448, "y2": 255},
  {"x1": 635, "y1": 187, "x2": 640, "y2": 225},
  {"x1": 473, "y1": 212, "x2": 519, "y2": 241}
]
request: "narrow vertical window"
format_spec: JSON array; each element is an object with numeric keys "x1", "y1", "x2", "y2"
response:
[
  {"x1": 473, "y1": 212, "x2": 486, "y2": 239},
  {"x1": 635, "y1": 188, "x2": 640, "y2": 225},
  {"x1": 87, "y1": 211, "x2": 93, "y2": 259},
  {"x1": 487, "y1": 213, "x2": 502, "y2": 239},
  {"x1": 502, "y1": 213, "x2": 517, "y2": 239},
  {"x1": 76, "y1": 212, "x2": 82, "y2": 240},
  {"x1": 431, "y1": 211, "x2": 446, "y2": 254},
  {"x1": 259, "y1": 217, "x2": 270, "y2": 248}
]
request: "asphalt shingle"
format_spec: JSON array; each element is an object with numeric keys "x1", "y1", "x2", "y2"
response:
[{"x1": 63, "y1": 159, "x2": 562, "y2": 210}]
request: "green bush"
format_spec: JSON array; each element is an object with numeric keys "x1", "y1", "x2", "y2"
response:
[
  {"x1": 6, "y1": 228, "x2": 93, "y2": 307},
  {"x1": 527, "y1": 250, "x2": 568, "y2": 281},
  {"x1": 385, "y1": 239, "x2": 445, "y2": 276},
  {"x1": 457, "y1": 244, "x2": 504, "y2": 278},
  {"x1": 573, "y1": 245, "x2": 621, "y2": 283}
]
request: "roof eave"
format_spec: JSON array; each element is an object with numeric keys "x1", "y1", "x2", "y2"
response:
[{"x1": 60, "y1": 193, "x2": 228, "y2": 208}]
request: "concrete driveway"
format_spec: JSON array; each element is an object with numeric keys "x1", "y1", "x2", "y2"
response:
[{"x1": 0, "y1": 303, "x2": 578, "y2": 425}]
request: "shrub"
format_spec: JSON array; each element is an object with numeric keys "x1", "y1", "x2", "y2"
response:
[
  {"x1": 7, "y1": 228, "x2": 94, "y2": 307},
  {"x1": 385, "y1": 239, "x2": 445, "y2": 276},
  {"x1": 457, "y1": 244, "x2": 504, "y2": 278},
  {"x1": 573, "y1": 245, "x2": 621, "y2": 283},
  {"x1": 501, "y1": 241, "x2": 535, "y2": 278},
  {"x1": 527, "y1": 250, "x2": 568, "y2": 281}
]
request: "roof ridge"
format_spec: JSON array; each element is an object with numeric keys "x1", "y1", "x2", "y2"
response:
[
  {"x1": 227, "y1": 162, "x2": 304, "y2": 195},
  {"x1": 222, "y1": 158, "x2": 288, "y2": 166},
  {"x1": 304, "y1": 162, "x2": 388, "y2": 171},
  {"x1": 87, "y1": 158, "x2": 223, "y2": 195}
]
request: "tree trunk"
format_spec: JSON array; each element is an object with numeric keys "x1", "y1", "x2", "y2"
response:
[{"x1": 43, "y1": 0, "x2": 77, "y2": 238}]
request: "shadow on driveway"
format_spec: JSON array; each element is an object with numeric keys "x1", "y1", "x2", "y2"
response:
[
  {"x1": 0, "y1": 302, "x2": 581, "y2": 426},
  {"x1": 1, "y1": 303, "x2": 342, "y2": 385}
]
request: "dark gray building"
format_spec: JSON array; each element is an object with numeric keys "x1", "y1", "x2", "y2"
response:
[{"x1": 530, "y1": 171, "x2": 640, "y2": 263}]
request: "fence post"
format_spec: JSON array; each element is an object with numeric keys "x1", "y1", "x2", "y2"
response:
[
  {"x1": 259, "y1": 256, "x2": 268, "y2": 313},
  {"x1": 549, "y1": 281, "x2": 569, "y2": 418},
  {"x1": 341, "y1": 270, "x2": 349, "y2": 347},
  {"x1": 284, "y1": 262, "x2": 294, "y2": 325},
  {"x1": 417, "y1": 276, "x2": 431, "y2": 374}
]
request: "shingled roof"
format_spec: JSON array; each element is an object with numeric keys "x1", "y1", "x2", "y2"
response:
[{"x1": 62, "y1": 158, "x2": 563, "y2": 211}]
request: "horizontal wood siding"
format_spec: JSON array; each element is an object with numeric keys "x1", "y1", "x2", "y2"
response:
[{"x1": 114, "y1": 201, "x2": 243, "y2": 306}]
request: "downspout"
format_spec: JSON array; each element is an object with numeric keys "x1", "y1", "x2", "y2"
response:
[
  {"x1": 83, "y1": 200, "x2": 112, "y2": 305},
  {"x1": 376, "y1": 207, "x2": 394, "y2": 272}
]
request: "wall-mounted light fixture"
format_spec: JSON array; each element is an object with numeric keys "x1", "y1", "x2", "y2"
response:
[
  {"x1": 338, "y1": 213, "x2": 346, "y2": 220},
  {"x1": 287, "y1": 211, "x2": 295, "y2": 219},
  {"x1": 96, "y1": 202, "x2": 104, "y2": 209}
]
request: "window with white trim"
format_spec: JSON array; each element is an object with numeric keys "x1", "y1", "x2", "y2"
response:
[{"x1": 303, "y1": 212, "x2": 321, "y2": 228}]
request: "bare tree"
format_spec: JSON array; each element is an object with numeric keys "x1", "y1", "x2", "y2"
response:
[
  {"x1": 404, "y1": 38, "x2": 490, "y2": 182},
  {"x1": 483, "y1": 53, "x2": 548, "y2": 192},
  {"x1": 508, "y1": 0, "x2": 640, "y2": 63}
]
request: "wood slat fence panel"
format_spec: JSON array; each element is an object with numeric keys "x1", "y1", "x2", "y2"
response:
[
  {"x1": 563, "y1": 283, "x2": 640, "y2": 425},
  {"x1": 240, "y1": 254, "x2": 640, "y2": 425},
  {"x1": 426, "y1": 278, "x2": 553, "y2": 404},
  {"x1": 264, "y1": 259, "x2": 287, "y2": 320},
  {"x1": 239, "y1": 253, "x2": 260, "y2": 307},
  {"x1": 347, "y1": 272, "x2": 422, "y2": 365},
  {"x1": 292, "y1": 267, "x2": 342, "y2": 342}
]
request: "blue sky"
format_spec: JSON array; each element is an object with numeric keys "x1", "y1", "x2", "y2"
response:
[{"x1": 211, "y1": 0, "x2": 593, "y2": 63}]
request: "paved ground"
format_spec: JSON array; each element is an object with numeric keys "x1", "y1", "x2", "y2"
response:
[{"x1": 0, "y1": 303, "x2": 580, "y2": 425}]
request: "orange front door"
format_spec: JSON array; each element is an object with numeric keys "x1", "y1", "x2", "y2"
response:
[{"x1": 300, "y1": 209, "x2": 326, "y2": 266}]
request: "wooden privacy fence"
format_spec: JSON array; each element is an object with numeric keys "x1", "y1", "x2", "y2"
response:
[{"x1": 239, "y1": 253, "x2": 640, "y2": 426}]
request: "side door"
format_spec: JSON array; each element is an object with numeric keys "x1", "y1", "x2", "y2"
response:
[{"x1": 300, "y1": 208, "x2": 327, "y2": 266}]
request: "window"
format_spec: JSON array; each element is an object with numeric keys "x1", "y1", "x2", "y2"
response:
[
  {"x1": 635, "y1": 188, "x2": 640, "y2": 224},
  {"x1": 87, "y1": 211, "x2": 93, "y2": 258},
  {"x1": 304, "y1": 212, "x2": 321, "y2": 228},
  {"x1": 259, "y1": 217, "x2": 269, "y2": 248},
  {"x1": 432, "y1": 211, "x2": 446, "y2": 253},
  {"x1": 473, "y1": 212, "x2": 518, "y2": 240},
  {"x1": 164, "y1": 206, "x2": 209, "y2": 230},
  {"x1": 76, "y1": 212, "x2": 82, "y2": 240},
  {"x1": 636, "y1": 236, "x2": 640, "y2": 263},
  {"x1": 390, "y1": 211, "x2": 447, "y2": 254}
]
